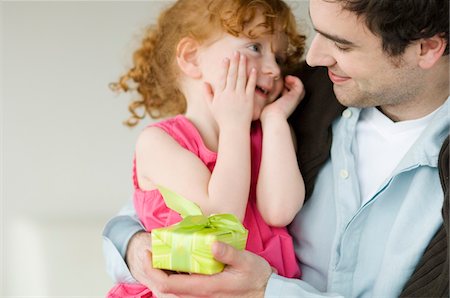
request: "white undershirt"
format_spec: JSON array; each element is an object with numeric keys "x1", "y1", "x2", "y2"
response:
[{"x1": 355, "y1": 106, "x2": 440, "y2": 205}]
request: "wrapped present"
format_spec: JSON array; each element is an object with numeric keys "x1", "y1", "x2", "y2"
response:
[{"x1": 151, "y1": 185, "x2": 248, "y2": 275}]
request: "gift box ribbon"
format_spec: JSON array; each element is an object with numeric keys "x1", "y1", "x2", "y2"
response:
[{"x1": 158, "y1": 185, "x2": 247, "y2": 234}]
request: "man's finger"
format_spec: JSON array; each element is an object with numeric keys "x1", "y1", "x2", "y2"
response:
[
  {"x1": 211, "y1": 241, "x2": 244, "y2": 267},
  {"x1": 161, "y1": 273, "x2": 219, "y2": 297}
]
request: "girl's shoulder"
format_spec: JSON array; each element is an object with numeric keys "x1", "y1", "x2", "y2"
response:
[
  {"x1": 136, "y1": 115, "x2": 205, "y2": 155},
  {"x1": 150, "y1": 115, "x2": 198, "y2": 137}
]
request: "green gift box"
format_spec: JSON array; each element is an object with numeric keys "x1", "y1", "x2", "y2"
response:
[{"x1": 151, "y1": 185, "x2": 248, "y2": 275}]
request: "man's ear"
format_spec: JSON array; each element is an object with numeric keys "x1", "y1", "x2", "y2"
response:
[
  {"x1": 418, "y1": 34, "x2": 447, "y2": 69},
  {"x1": 176, "y1": 37, "x2": 202, "y2": 79}
]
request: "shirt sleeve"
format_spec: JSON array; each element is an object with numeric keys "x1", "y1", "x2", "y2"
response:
[
  {"x1": 102, "y1": 199, "x2": 145, "y2": 283},
  {"x1": 265, "y1": 273, "x2": 344, "y2": 297}
]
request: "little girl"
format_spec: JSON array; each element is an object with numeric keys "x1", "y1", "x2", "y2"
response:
[{"x1": 108, "y1": 0, "x2": 306, "y2": 296}]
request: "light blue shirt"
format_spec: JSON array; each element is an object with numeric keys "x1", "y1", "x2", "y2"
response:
[
  {"x1": 266, "y1": 98, "x2": 449, "y2": 297},
  {"x1": 103, "y1": 200, "x2": 143, "y2": 283}
]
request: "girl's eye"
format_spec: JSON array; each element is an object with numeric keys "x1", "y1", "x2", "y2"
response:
[
  {"x1": 248, "y1": 44, "x2": 261, "y2": 52},
  {"x1": 278, "y1": 60, "x2": 288, "y2": 76},
  {"x1": 276, "y1": 56, "x2": 286, "y2": 66}
]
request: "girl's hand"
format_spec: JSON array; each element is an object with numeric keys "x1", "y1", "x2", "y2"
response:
[
  {"x1": 204, "y1": 51, "x2": 257, "y2": 130},
  {"x1": 260, "y1": 75, "x2": 305, "y2": 122}
]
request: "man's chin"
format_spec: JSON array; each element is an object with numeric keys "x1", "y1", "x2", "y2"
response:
[
  {"x1": 333, "y1": 87, "x2": 366, "y2": 108},
  {"x1": 335, "y1": 95, "x2": 375, "y2": 109}
]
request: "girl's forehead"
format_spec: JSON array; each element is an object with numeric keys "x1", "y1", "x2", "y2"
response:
[
  {"x1": 202, "y1": 7, "x2": 292, "y2": 52},
  {"x1": 241, "y1": 18, "x2": 289, "y2": 41}
]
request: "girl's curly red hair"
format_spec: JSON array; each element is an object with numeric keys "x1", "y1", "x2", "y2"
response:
[{"x1": 113, "y1": 0, "x2": 306, "y2": 126}]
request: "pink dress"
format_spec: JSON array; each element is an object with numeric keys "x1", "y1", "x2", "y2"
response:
[{"x1": 108, "y1": 115, "x2": 300, "y2": 298}]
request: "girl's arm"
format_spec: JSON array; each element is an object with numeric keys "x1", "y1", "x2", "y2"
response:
[
  {"x1": 257, "y1": 75, "x2": 306, "y2": 227},
  {"x1": 136, "y1": 53, "x2": 255, "y2": 221},
  {"x1": 202, "y1": 53, "x2": 256, "y2": 220}
]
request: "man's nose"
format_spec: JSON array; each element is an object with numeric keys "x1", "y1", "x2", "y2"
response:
[{"x1": 306, "y1": 33, "x2": 336, "y2": 67}]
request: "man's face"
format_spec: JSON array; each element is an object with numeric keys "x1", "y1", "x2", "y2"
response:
[{"x1": 306, "y1": 0, "x2": 423, "y2": 111}]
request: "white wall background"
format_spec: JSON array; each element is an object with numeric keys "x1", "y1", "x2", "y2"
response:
[{"x1": 1, "y1": 1, "x2": 311, "y2": 297}]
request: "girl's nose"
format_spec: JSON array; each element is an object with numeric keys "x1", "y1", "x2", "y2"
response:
[
  {"x1": 261, "y1": 54, "x2": 282, "y2": 79},
  {"x1": 306, "y1": 33, "x2": 336, "y2": 67}
]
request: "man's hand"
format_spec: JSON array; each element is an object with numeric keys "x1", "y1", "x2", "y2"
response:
[
  {"x1": 125, "y1": 231, "x2": 179, "y2": 298},
  {"x1": 154, "y1": 242, "x2": 273, "y2": 298},
  {"x1": 126, "y1": 231, "x2": 153, "y2": 282},
  {"x1": 125, "y1": 233, "x2": 273, "y2": 297}
]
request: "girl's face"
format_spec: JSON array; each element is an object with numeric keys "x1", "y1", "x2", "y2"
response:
[{"x1": 197, "y1": 24, "x2": 288, "y2": 120}]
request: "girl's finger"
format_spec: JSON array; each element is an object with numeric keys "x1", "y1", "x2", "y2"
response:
[
  {"x1": 281, "y1": 76, "x2": 305, "y2": 104},
  {"x1": 216, "y1": 58, "x2": 230, "y2": 92},
  {"x1": 284, "y1": 75, "x2": 302, "y2": 93},
  {"x1": 225, "y1": 51, "x2": 240, "y2": 90},
  {"x1": 236, "y1": 53, "x2": 247, "y2": 91},
  {"x1": 245, "y1": 68, "x2": 257, "y2": 96}
]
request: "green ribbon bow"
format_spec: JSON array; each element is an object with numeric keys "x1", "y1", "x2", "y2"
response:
[
  {"x1": 157, "y1": 185, "x2": 247, "y2": 233},
  {"x1": 152, "y1": 185, "x2": 248, "y2": 274}
]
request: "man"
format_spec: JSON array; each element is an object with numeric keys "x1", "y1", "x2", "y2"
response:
[{"x1": 103, "y1": 0, "x2": 449, "y2": 296}]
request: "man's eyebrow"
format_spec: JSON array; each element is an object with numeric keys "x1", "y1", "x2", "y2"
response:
[{"x1": 313, "y1": 27, "x2": 355, "y2": 46}]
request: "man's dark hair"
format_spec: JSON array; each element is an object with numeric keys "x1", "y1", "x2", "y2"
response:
[{"x1": 330, "y1": 0, "x2": 449, "y2": 56}]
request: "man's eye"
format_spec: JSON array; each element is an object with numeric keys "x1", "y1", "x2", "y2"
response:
[{"x1": 334, "y1": 43, "x2": 350, "y2": 52}]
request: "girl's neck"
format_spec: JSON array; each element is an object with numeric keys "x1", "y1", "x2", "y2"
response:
[
  {"x1": 185, "y1": 109, "x2": 220, "y2": 152},
  {"x1": 180, "y1": 76, "x2": 220, "y2": 152}
]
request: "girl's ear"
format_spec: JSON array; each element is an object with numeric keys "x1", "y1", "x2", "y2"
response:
[
  {"x1": 418, "y1": 34, "x2": 447, "y2": 69},
  {"x1": 176, "y1": 37, "x2": 202, "y2": 79}
]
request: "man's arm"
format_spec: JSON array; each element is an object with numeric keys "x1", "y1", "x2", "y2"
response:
[
  {"x1": 102, "y1": 199, "x2": 145, "y2": 283},
  {"x1": 147, "y1": 242, "x2": 343, "y2": 298}
]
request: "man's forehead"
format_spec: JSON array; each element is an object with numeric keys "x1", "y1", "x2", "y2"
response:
[{"x1": 308, "y1": 0, "x2": 370, "y2": 45}]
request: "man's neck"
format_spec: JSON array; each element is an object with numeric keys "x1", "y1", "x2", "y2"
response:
[
  {"x1": 379, "y1": 60, "x2": 449, "y2": 122},
  {"x1": 378, "y1": 94, "x2": 448, "y2": 122}
]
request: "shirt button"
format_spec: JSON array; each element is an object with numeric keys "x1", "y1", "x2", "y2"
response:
[
  {"x1": 342, "y1": 109, "x2": 352, "y2": 118},
  {"x1": 340, "y1": 169, "x2": 349, "y2": 179}
]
